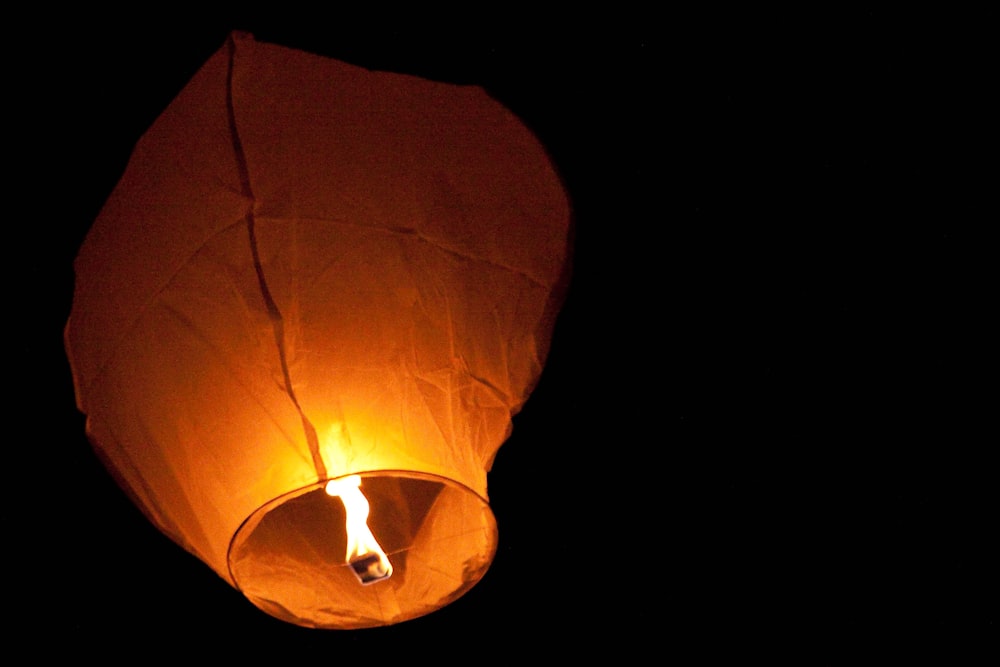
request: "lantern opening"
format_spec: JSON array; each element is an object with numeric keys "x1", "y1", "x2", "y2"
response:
[
  {"x1": 325, "y1": 475, "x2": 393, "y2": 585},
  {"x1": 228, "y1": 471, "x2": 497, "y2": 629}
]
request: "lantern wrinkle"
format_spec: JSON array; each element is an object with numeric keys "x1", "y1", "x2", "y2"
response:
[
  {"x1": 137, "y1": 131, "x2": 247, "y2": 201},
  {"x1": 251, "y1": 213, "x2": 552, "y2": 289},
  {"x1": 115, "y1": 415, "x2": 218, "y2": 566},
  {"x1": 409, "y1": 230, "x2": 550, "y2": 290},
  {"x1": 403, "y1": 549, "x2": 467, "y2": 585},
  {"x1": 70, "y1": 214, "x2": 254, "y2": 401},
  {"x1": 462, "y1": 371, "x2": 509, "y2": 405},
  {"x1": 156, "y1": 296, "x2": 308, "y2": 457}
]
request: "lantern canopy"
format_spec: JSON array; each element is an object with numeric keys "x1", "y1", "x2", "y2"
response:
[{"x1": 64, "y1": 32, "x2": 571, "y2": 629}]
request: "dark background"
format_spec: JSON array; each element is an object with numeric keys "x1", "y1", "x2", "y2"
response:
[{"x1": 7, "y1": 9, "x2": 991, "y2": 661}]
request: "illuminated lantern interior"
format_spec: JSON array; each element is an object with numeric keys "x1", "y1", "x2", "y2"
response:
[{"x1": 64, "y1": 31, "x2": 571, "y2": 629}]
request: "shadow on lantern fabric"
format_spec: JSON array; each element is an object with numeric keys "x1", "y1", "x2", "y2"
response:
[{"x1": 64, "y1": 31, "x2": 572, "y2": 629}]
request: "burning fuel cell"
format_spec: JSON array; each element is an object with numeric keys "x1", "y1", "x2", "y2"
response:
[
  {"x1": 349, "y1": 553, "x2": 391, "y2": 584},
  {"x1": 325, "y1": 475, "x2": 393, "y2": 585}
]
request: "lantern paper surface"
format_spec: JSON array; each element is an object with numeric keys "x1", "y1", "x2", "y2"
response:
[{"x1": 64, "y1": 32, "x2": 571, "y2": 629}]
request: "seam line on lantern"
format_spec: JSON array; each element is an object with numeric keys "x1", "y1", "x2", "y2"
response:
[
  {"x1": 412, "y1": 230, "x2": 549, "y2": 289},
  {"x1": 253, "y1": 214, "x2": 553, "y2": 289},
  {"x1": 226, "y1": 33, "x2": 329, "y2": 480}
]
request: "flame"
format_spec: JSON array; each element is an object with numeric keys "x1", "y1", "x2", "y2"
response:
[{"x1": 325, "y1": 475, "x2": 393, "y2": 584}]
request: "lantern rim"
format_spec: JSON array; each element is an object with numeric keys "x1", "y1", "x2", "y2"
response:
[{"x1": 227, "y1": 469, "x2": 498, "y2": 629}]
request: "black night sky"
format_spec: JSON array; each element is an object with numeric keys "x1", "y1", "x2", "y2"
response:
[{"x1": 8, "y1": 9, "x2": 992, "y2": 661}]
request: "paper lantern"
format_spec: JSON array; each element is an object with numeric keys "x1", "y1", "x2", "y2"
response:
[{"x1": 64, "y1": 32, "x2": 571, "y2": 629}]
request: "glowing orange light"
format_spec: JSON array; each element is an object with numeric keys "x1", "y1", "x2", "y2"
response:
[{"x1": 325, "y1": 475, "x2": 393, "y2": 584}]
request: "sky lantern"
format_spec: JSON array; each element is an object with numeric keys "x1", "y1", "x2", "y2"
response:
[{"x1": 64, "y1": 31, "x2": 571, "y2": 629}]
